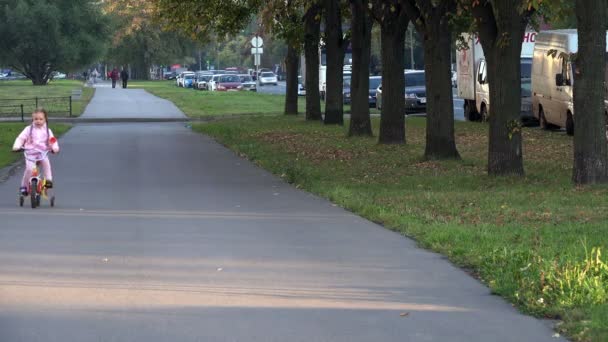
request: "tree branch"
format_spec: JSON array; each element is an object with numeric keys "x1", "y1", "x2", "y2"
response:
[{"x1": 402, "y1": 0, "x2": 424, "y2": 32}]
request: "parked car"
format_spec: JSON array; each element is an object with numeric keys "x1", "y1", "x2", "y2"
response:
[
  {"x1": 215, "y1": 74, "x2": 243, "y2": 91},
  {"x1": 177, "y1": 71, "x2": 195, "y2": 87},
  {"x1": 195, "y1": 74, "x2": 213, "y2": 90},
  {"x1": 207, "y1": 75, "x2": 221, "y2": 91},
  {"x1": 368, "y1": 76, "x2": 382, "y2": 107},
  {"x1": 182, "y1": 73, "x2": 196, "y2": 88},
  {"x1": 51, "y1": 71, "x2": 66, "y2": 79},
  {"x1": 257, "y1": 68, "x2": 272, "y2": 78},
  {"x1": 258, "y1": 72, "x2": 278, "y2": 86},
  {"x1": 237, "y1": 74, "x2": 257, "y2": 91},
  {"x1": 342, "y1": 75, "x2": 353, "y2": 104},
  {"x1": 376, "y1": 70, "x2": 427, "y2": 113},
  {"x1": 343, "y1": 75, "x2": 380, "y2": 106},
  {"x1": 297, "y1": 76, "x2": 306, "y2": 96},
  {"x1": 342, "y1": 75, "x2": 382, "y2": 108}
]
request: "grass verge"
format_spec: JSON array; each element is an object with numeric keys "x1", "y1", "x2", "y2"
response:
[
  {"x1": 194, "y1": 115, "x2": 607, "y2": 342},
  {"x1": 0, "y1": 80, "x2": 94, "y2": 117},
  {"x1": 0, "y1": 123, "x2": 71, "y2": 169},
  {"x1": 131, "y1": 80, "x2": 380, "y2": 117}
]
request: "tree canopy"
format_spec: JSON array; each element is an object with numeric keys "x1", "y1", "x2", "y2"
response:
[{"x1": 0, "y1": 0, "x2": 109, "y2": 85}]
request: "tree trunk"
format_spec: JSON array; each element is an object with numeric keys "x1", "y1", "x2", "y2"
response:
[
  {"x1": 284, "y1": 44, "x2": 299, "y2": 115},
  {"x1": 29, "y1": 71, "x2": 50, "y2": 85},
  {"x1": 379, "y1": 22, "x2": 407, "y2": 144},
  {"x1": 348, "y1": 0, "x2": 373, "y2": 137},
  {"x1": 422, "y1": 13, "x2": 460, "y2": 159},
  {"x1": 324, "y1": 0, "x2": 345, "y2": 125},
  {"x1": 473, "y1": 3, "x2": 527, "y2": 176},
  {"x1": 304, "y1": 2, "x2": 322, "y2": 121},
  {"x1": 572, "y1": 0, "x2": 608, "y2": 184}
]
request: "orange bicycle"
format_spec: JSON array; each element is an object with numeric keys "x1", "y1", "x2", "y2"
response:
[{"x1": 17, "y1": 147, "x2": 55, "y2": 208}]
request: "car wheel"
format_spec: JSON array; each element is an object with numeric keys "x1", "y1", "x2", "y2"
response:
[
  {"x1": 480, "y1": 104, "x2": 489, "y2": 122},
  {"x1": 539, "y1": 107, "x2": 550, "y2": 130},
  {"x1": 464, "y1": 101, "x2": 479, "y2": 121},
  {"x1": 566, "y1": 112, "x2": 574, "y2": 136}
]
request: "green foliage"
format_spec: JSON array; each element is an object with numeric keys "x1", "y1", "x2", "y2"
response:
[
  {"x1": 260, "y1": 0, "x2": 304, "y2": 49},
  {"x1": 103, "y1": 0, "x2": 197, "y2": 79},
  {"x1": 107, "y1": 22, "x2": 195, "y2": 78},
  {"x1": 0, "y1": 0, "x2": 109, "y2": 84},
  {"x1": 152, "y1": 0, "x2": 261, "y2": 41}
]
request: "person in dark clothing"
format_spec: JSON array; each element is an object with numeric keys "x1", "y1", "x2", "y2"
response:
[
  {"x1": 120, "y1": 68, "x2": 129, "y2": 88},
  {"x1": 110, "y1": 68, "x2": 119, "y2": 88}
]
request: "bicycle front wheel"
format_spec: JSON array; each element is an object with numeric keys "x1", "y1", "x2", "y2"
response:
[{"x1": 30, "y1": 179, "x2": 38, "y2": 208}]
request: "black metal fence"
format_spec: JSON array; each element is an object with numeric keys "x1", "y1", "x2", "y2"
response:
[{"x1": 0, "y1": 96, "x2": 72, "y2": 121}]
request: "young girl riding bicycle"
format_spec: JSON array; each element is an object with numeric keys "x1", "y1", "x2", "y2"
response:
[{"x1": 12, "y1": 108, "x2": 60, "y2": 195}]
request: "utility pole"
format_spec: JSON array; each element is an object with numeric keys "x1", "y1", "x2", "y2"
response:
[{"x1": 409, "y1": 24, "x2": 415, "y2": 70}]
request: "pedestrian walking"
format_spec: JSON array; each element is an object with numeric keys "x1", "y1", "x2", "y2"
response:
[
  {"x1": 110, "y1": 68, "x2": 119, "y2": 88},
  {"x1": 91, "y1": 69, "x2": 99, "y2": 84},
  {"x1": 120, "y1": 68, "x2": 129, "y2": 89}
]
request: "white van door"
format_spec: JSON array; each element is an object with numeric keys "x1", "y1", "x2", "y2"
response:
[
  {"x1": 475, "y1": 59, "x2": 490, "y2": 117},
  {"x1": 553, "y1": 57, "x2": 574, "y2": 128}
]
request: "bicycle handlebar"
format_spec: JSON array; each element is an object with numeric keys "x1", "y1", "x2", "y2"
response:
[{"x1": 20, "y1": 148, "x2": 51, "y2": 162}]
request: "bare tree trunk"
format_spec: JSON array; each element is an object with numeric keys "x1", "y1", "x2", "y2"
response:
[
  {"x1": 421, "y1": 9, "x2": 460, "y2": 159},
  {"x1": 304, "y1": 1, "x2": 322, "y2": 121},
  {"x1": 348, "y1": 0, "x2": 373, "y2": 137},
  {"x1": 473, "y1": 2, "x2": 528, "y2": 176},
  {"x1": 284, "y1": 44, "x2": 299, "y2": 115},
  {"x1": 324, "y1": 0, "x2": 345, "y2": 125},
  {"x1": 378, "y1": 21, "x2": 407, "y2": 144},
  {"x1": 572, "y1": 0, "x2": 608, "y2": 184}
]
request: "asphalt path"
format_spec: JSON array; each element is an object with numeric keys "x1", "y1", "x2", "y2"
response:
[{"x1": 0, "y1": 86, "x2": 564, "y2": 341}]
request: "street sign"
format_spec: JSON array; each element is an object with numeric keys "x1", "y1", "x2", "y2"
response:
[
  {"x1": 251, "y1": 36, "x2": 263, "y2": 48},
  {"x1": 251, "y1": 47, "x2": 263, "y2": 54},
  {"x1": 254, "y1": 54, "x2": 261, "y2": 66}
]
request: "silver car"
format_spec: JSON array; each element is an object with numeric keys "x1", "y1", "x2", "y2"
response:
[{"x1": 258, "y1": 72, "x2": 278, "y2": 86}]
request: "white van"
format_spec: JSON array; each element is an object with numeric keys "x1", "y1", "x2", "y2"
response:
[
  {"x1": 532, "y1": 29, "x2": 608, "y2": 135},
  {"x1": 457, "y1": 32, "x2": 536, "y2": 121}
]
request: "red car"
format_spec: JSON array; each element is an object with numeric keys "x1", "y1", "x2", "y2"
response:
[{"x1": 215, "y1": 74, "x2": 243, "y2": 91}]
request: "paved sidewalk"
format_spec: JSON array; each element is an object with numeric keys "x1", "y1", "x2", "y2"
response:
[
  {"x1": 0, "y1": 87, "x2": 567, "y2": 341},
  {"x1": 81, "y1": 82, "x2": 186, "y2": 120}
]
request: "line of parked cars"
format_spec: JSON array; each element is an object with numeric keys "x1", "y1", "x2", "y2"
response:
[
  {"x1": 175, "y1": 70, "x2": 259, "y2": 92},
  {"x1": 328, "y1": 70, "x2": 427, "y2": 113}
]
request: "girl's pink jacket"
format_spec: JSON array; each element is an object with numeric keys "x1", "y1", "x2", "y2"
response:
[{"x1": 12, "y1": 124, "x2": 60, "y2": 153}]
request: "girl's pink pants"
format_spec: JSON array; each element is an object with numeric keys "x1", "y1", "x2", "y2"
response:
[{"x1": 21, "y1": 158, "x2": 52, "y2": 188}]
